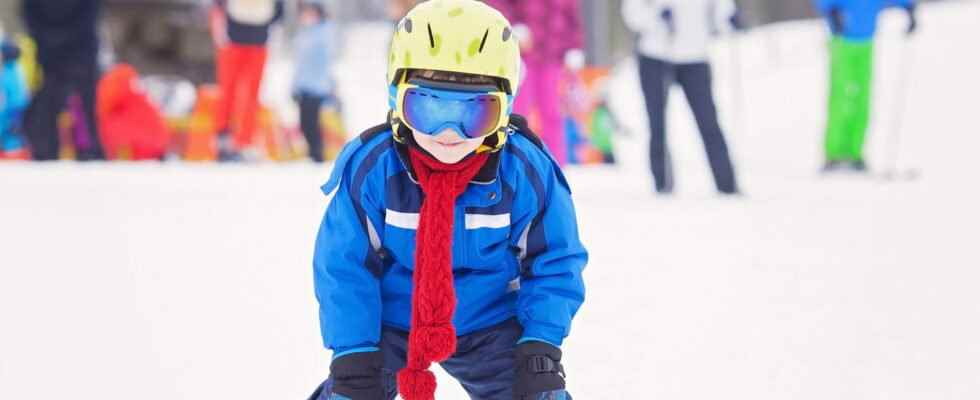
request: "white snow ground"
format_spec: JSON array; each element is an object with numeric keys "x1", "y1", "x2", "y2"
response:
[{"x1": 2, "y1": 2, "x2": 980, "y2": 399}]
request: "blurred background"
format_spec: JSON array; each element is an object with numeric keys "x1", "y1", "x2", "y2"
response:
[
  {"x1": 1, "y1": 0, "x2": 978, "y2": 399},
  {"x1": 0, "y1": 0, "x2": 955, "y2": 164}
]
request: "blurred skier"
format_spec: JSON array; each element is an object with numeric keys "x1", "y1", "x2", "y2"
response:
[
  {"x1": 814, "y1": 0, "x2": 917, "y2": 172},
  {"x1": 308, "y1": 2, "x2": 586, "y2": 399},
  {"x1": 0, "y1": 39, "x2": 30, "y2": 160},
  {"x1": 483, "y1": 0, "x2": 584, "y2": 166},
  {"x1": 293, "y1": 0, "x2": 339, "y2": 163},
  {"x1": 21, "y1": 0, "x2": 104, "y2": 161},
  {"x1": 622, "y1": 0, "x2": 741, "y2": 195},
  {"x1": 211, "y1": 0, "x2": 284, "y2": 161}
]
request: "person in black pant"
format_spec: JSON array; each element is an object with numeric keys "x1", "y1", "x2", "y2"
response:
[
  {"x1": 296, "y1": 93, "x2": 325, "y2": 162},
  {"x1": 623, "y1": 0, "x2": 741, "y2": 195},
  {"x1": 636, "y1": 56, "x2": 738, "y2": 194},
  {"x1": 292, "y1": 0, "x2": 338, "y2": 163},
  {"x1": 21, "y1": 0, "x2": 104, "y2": 161}
]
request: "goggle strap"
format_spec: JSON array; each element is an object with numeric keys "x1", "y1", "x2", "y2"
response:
[{"x1": 408, "y1": 77, "x2": 500, "y2": 94}]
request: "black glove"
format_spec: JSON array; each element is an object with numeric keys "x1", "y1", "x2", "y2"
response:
[
  {"x1": 660, "y1": 8, "x2": 676, "y2": 37},
  {"x1": 828, "y1": 8, "x2": 844, "y2": 36},
  {"x1": 513, "y1": 341, "x2": 566, "y2": 400},
  {"x1": 905, "y1": 4, "x2": 918, "y2": 35},
  {"x1": 729, "y1": 11, "x2": 746, "y2": 32},
  {"x1": 329, "y1": 351, "x2": 385, "y2": 400}
]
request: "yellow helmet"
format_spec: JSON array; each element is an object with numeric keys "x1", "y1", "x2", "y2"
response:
[
  {"x1": 388, "y1": 0, "x2": 521, "y2": 95},
  {"x1": 387, "y1": 0, "x2": 521, "y2": 151}
]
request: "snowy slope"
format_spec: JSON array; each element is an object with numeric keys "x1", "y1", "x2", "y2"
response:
[{"x1": 2, "y1": 2, "x2": 980, "y2": 399}]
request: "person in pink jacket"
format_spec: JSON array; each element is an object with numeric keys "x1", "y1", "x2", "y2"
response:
[{"x1": 483, "y1": 0, "x2": 584, "y2": 165}]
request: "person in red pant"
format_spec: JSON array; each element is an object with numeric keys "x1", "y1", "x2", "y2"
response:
[
  {"x1": 211, "y1": 0, "x2": 283, "y2": 161},
  {"x1": 483, "y1": 0, "x2": 584, "y2": 166}
]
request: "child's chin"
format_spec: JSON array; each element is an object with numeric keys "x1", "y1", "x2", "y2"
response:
[{"x1": 431, "y1": 150, "x2": 468, "y2": 164}]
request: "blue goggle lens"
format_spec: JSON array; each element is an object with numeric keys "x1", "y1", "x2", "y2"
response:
[{"x1": 401, "y1": 87, "x2": 503, "y2": 139}]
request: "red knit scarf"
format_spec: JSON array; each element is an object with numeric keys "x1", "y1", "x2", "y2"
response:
[{"x1": 396, "y1": 148, "x2": 489, "y2": 400}]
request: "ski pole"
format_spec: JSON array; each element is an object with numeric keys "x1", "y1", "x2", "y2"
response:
[
  {"x1": 882, "y1": 33, "x2": 915, "y2": 180},
  {"x1": 727, "y1": 32, "x2": 747, "y2": 139}
]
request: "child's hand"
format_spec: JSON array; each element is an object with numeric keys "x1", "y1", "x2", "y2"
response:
[
  {"x1": 564, "y1": 49, "x2": 586, "y2": 71},
  {"x1": 513, "y1": 341, "x2": 566, "y2": 399},
  {"x1": 904, "y1": 4, "x2": 918, "y2": 36}
]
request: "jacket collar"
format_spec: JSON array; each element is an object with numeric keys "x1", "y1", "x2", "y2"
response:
[{"x1": 393, "y1": 132, "x2": 501, "y2": 186}]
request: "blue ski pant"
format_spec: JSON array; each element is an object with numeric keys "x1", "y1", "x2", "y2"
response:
[{"x1": 309, "y1": 319, "x2": 570, "y2": 400}]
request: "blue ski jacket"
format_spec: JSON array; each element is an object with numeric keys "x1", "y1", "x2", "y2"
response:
[
  {"x1": 292, "y1": 21, "x2": 338, "y2": 98},
  {"x1": 0, "y1": 57, "x2": 29, "y2": 151},
  {"x1": 814, "y1": 0, "x2": 914, "y2": 41},
  {"x1": 313, "y1": 120, "x2": 588, "y2": 354}
]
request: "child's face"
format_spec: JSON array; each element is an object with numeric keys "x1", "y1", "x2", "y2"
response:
[
  {"x1": 412, "y1": 128, "x2": 485, "y2": 164},
  {"x1": 300, "y1": 8, "x2": 320, "y2": 26}
]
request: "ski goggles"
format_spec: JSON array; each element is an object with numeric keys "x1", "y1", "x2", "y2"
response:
[{"x1": 391, "y1": 80, "x2": 512, "y2": 140}]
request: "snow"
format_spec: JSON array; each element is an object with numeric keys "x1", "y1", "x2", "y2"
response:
[{"x1": 2, "y1": 2, "x2": 980, "y2": 399}]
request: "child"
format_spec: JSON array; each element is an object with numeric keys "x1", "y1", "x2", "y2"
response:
[
  {"x1": 310, "y1": 1, "x2": 587, "y2": 399},
  {"x1": 622, "y1": 0, "x2": 742, "y2": 195},
  {"x1": 293, "y1": 0, "x2": 339, "y2": 163},
  {"x1": 0, "y1": 39, "x2": 29, "y2": 159},
  {"x1": 814, "y1": 0, "x2": 917, "y2": 172}
]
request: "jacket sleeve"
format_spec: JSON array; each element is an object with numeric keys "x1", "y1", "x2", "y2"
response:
[
  {"x1": 322, "y1": 24, "x2": 340, "y2": 87},
  {"x1": 313, "y1": 156, "x2": 384, "y2": 354},
  {"x1": 622, "y1": 0, "x2": 658, "y2": 34},
  {"x1": 273, "y1": 1, "x2": 285, "y2": 23},
  {"x1": 514, "y1": 152, "x2": 588, "y2": 347},
  {"x1": 814, "y1": 0, "x2": 841, "y2": 14},
  {"x1": 712, "y1": 0, "x2": 739, "y2": 34}
]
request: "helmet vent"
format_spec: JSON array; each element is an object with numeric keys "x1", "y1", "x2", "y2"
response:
[
  {"x1": 427, "y1": 23, "x2": 436, "y2": 48},
  {"x1": 502, "y1": 27, "x2": 512, "y2": 42},
  {"x1": 478, "y1": 29, "x2": 489, "y2": 53}
]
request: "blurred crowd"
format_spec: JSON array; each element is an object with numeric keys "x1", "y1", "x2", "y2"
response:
[
  {"x1": 0, "y1": 0, "x2": 347, "y2": 163},
  {"x1": 0, "y1": 0, "x2": 919, "y2": 192},
  {"x1": 0, "y1": 0, "x2": 619, "y2": 166}
]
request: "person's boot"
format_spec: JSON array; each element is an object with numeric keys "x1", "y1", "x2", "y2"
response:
[
  {"x1": 719, "y1": 188, "x2": 742, "y2": 197},
  {"x1": 217, "y1": 134, "x2": 243, "y2": 162},
  {"x1": 820, "y1": 160, "x2": 851, "y2": 174},
  {"x1": 821, "y1": 160, "x2": 846, "y2": 173},
  {"x1": 848, "y1": 159, "x2": 868, "y2": 173}
]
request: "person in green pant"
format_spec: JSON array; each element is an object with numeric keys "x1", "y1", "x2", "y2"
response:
[{"x1": 815, "y1": 0, "x2": 917, "y2": 172}]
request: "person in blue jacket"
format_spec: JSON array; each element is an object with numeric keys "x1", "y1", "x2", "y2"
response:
[
  {"x1": 309, "y1": 2, "x2": 586, "y2": 399},
  {"x1": 0, "y1": 39, "x2": 29, "y2": 159},
  {"x1": 293, "y1": 0, "x2": 340, "y2": 163},
  {"x1": 814, "y1": 0, "x2": 917, "y2": 172}
]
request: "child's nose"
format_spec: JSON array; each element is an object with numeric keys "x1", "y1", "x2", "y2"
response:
[{"x1": 434, "y1": 127, "x2": 468, "y2": 141}]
